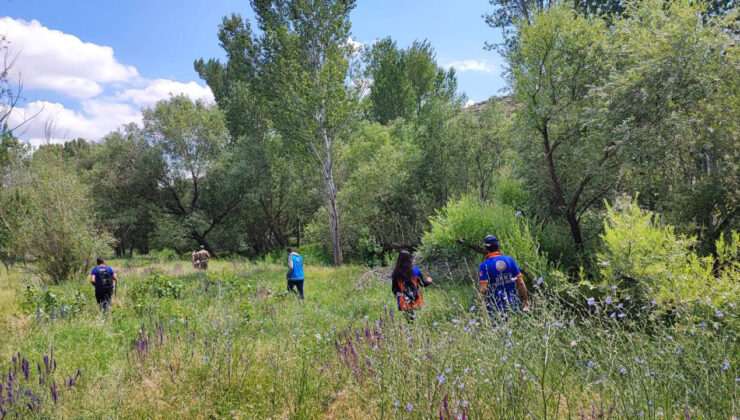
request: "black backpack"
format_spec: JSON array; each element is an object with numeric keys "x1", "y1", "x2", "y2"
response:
[{"x1": 96, "y1": 267, "x2": 115, "y2": 288}]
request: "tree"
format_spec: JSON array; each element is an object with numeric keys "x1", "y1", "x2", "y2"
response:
[
  {"x1": 143, "y1": 96, "x2": 237, "y2": 254},
  {"x1": 234, "y1": 0, "x2": 359, "y2": 266},
  {"x1": 507, "y1": 4, "x2": 614, "y2": 251},
  {"x1": 87, "y1": 124, "x2": 162, "y2": 256},
  {"x1": 196, "y1": 13, "x2": 321, "y2": 255},
  {"x1": 11, "y1": 149, "x2": 112, "y2": 283},
  {"x1": 365, "y1": 38, "x2": 459, "y2": 124}
]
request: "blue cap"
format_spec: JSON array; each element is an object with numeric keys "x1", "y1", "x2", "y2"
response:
[{"x1": 483, "y1": 235, "x2": 500, "y2": 248}]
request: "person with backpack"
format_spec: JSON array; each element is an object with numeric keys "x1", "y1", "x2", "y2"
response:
[
  {"x1": 391, "y1": 250, "x2": 433, "y2": 322},
  {"x1": 196, "y1": 245, "x2": 211, "y2": 270},
  {"x1": 478, "y1": 235, "x2": 530, "y2": 320},
  {"x1": 89, "y1": 257, "x2": 118, "y2": 311},
  {"x1": 286, "y1": 248, "x2": 305, "y2": 299}
]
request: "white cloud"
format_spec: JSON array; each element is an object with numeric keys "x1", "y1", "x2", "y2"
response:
[
  {"x1": 445, "y1": 59, "x2": 497, "y2": 74},
  {"x1": 8, "y1": 99, "x2": 141, "y2": 143},
  {"x1": 1, "y1": 17, "x2": 139, "y2": 98},
  {"x1": 1, "y1": 18, "x2": 215, "y2": 143},
  {"x1": 118, "y1": 79, "x2": 214, "y2": 109},
  {"x1": 464, "y1": 99, "x2": 476, "y2": 108}
]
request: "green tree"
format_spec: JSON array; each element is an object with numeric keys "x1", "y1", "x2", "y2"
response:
[
  {"x1": 507, "y1": 4, "x2": 613, "y2": 252},
  {"x1": 365, "y1": 38, "x2": 460, "y2": 124},
  {"x1": 243, "y1": 0, "x2": 359, "y2": 266},
  {"x1": 88, "y1": 124, "x2": 162, "y2": 256},
  {"x1": 11, "y1": 149, "x2": 112, "y2": 283},
  {"x1": 143, "y1": 96, "x2": 238, "y2": 254}
]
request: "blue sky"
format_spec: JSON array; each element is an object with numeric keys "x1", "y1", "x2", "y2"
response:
[{"x1": 1, "y1": 0, "x2": 506, "y2": 143}]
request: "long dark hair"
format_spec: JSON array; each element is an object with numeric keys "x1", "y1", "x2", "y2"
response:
[{"x1": 392, "y1": 250, "x2": 414, "y2": 282}]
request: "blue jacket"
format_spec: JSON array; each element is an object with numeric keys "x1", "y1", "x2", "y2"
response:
[{"x1": 287, "y1": 253, "x2": 305, "y2": 280}]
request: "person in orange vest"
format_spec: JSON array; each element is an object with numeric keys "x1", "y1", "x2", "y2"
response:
[
  {"x1": 478, "y1": 235, "x2": 530, "y2": 319},
  {"x1": 391, "y1": 250, "x2": 432, "y2": 322}
]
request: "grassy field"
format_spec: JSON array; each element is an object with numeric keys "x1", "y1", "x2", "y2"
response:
[{"x1": 0, "y1": 258, "x2": 737, "y2": 419}]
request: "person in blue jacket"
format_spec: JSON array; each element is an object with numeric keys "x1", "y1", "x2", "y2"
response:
[
  {"x1": 286, "y1": 248, "x2": 305, "y2": 299},
  {"x1": 89, "y1": 257, "x2": 118, "y2": 311},
  {"x1": 478, "y1": 235, "x2": 529, "y2": 319}
]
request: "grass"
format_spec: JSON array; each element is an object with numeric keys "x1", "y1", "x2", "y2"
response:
[{"x1": 0, "y1": 259, "x2": 737, "y2": 419}]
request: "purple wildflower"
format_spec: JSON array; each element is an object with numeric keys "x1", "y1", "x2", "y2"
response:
[
  {"x1": 587, "y1": 297, "x2": 595, "y2": 306},
  {"x1": 406, "y1": 403, "x2": 414, "y2": 411},
  {"x1": 605, "y1": 296, "x2": 612, "y2": 305},
  {"x1": 722, "y1": 361, "x2": 730, "y2": 371},
  {"x1": 716, "y1": 310, "x2": 724, "y2": 318},
  {"x1": 620, "y1": 367, "x2": 628, "y2": 375}
]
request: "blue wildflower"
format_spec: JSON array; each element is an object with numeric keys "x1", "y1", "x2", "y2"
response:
[
  {"x1": 437, "y1": 374, "x2": 445, "y2": 383},
  {"x1": 406, "y1": 403, "x2": 413, "y2": 411},
  {"x1": 722, "y1": 361, "x2": 730, "y2": 371},
  {"x1": 587, "y1": 298, "x2": 595, "y2": 306}
]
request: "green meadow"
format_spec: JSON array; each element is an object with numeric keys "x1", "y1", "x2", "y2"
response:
[{"x1": 1, "y1": 258, "x2": 736, "y2": 419}]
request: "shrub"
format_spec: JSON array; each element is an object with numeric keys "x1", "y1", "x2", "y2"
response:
[
  {"x1": 598, "y1": 198, "x2": 739, "y2": 327},
  {"x1": 417, "y1": 194, "x2": 550, "y2": 287},
  {"x1": 128, "y1": 270, "x2": 183, "y2": 315},
  {"x1": 21, "y1": 284, "x2": 85, "y2": 321},
  {"x1": 11, "y1": 150, "x2": 113, "y2": 284}
]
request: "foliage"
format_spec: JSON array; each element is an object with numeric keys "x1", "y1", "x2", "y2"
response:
[
  {"x1": 10, "y1": 150, "x2": 112, "y2": 284},
  {"x1": 597, "y1": 197, "x2": 739, "y2": 328},
  {"x1": 20, "y1": 284, "x2": 85, "y2": 321},
  {"x1": 128, "y1": 269, "x2": 183, "y2": 315},
  {"x1": 143, "y1": 95, "x2": 239, "y2": 253},
  {"x1": 418, "y1": 194, "x2": 549, "y2": 287}
]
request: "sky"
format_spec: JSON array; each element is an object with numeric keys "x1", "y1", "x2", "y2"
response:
[{"x1": 0, "y1": 0, "x2": 506, "y2": 145}]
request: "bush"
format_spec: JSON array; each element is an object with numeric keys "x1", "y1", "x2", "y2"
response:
[
  {"x1": 128, "y1": 270, "x2": 183, "y2": 315},
  {"x1": 21, "y1": 284, "x2": 85, "y2": 321},
  {"x1": 11, "y1": 150, "x2": 113, "y2": 284},
  {"x1": 597, "y1": 197, "x2": 739, "y2": 327},
  {"x1": 417, "y1": 194, "x2": 550, "y2": 287}
]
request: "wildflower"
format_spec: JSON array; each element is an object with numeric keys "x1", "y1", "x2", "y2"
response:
[
  {"x1": 606, "y1": 296, "x2": 613, "y2": 305},
  {"x1": 211, "y1": 321, "x2": 217, "y2": 327},
  {"x1": 675, "y1": 348, "x2": 682, "y2": 355},
  {"x1": 699, "y1": 322, "x2": 706, "y2": 328},
  {"x1": 587, "y1": 360, "x2": 595, "y2": 368},
  {"x1": 601, "y1": 261, "x2": 610, "y2": 266},
  {"x1": 395, "y1": 401, "x2": 400, "y2": 407},
  {"x1": 502, "y1": 355, "x2": 508, "y2": 361},
  {"x1": 715, "y1": 310, "x2": 724, "y2": 318},
  {"x1": 452, "y1": 318, "x2": 459, "y2": 324},
  {"x1": 620, "y1": 367, "x2": 628, "y2": 375},
  {"x1": 722, "y1": 361, "x2": 730, "y2": 371},
  {"x1": 433, "y1": 321, "x2": 439, "y2": 327},
  {"x1": 515, "y1": 211, "x2": 522, "y2": 217},
  {"x1": 464, "y1": 367, "x2": 470, "y2": 374},
  {"x1": 651, "y1": 299, "x2": 658, "y2": 306},
  {"x1": 617, "y1": 303, "x2": 623, "y2": 309},
  {"x1": 635, "y1": 357, "x2": 644, "y2": 364},
  {"x1": 587, "y1": 297, "x2": 596, "y2": 306},
  {"x1": 536, "y1": 277, "x2": 544, "y2": 286},
  {"x1": 469, "y1": 319, "x2": 476, "y2": 326},
  {"x1": 437, "y1": 374, "x2": 445, "y2": 383},
  {"x1": 462, "y1": 401, "x2": 468, "y2": 407},
  {"x1": 445, "y1": 368, "x2": 451, "y2": 374},
  {"x1": 315, "y1": 333, "x2": 322, "y2": 340},
  {"x1": 514, "y1": 363, "x2": 521, "y2": 368},
  {"x1": 470, "y1": 305, "x2": 476, "y2": 312},
  {"x1": 230, "y1": 410, "x2": 235, "y2": 416},
  {"x1": 554, "y1": 322, "x2": 564, "y2": 327},
  {"x1": 618, "y1": 313, "x2": 626, "y2": 318},
  {"x1": 570, "y1": 340, "x2": 578, "y2": 347},
  {"x1": 625, "y1": 295, "x2": 631, "y2": 301},
  {"x1": 406, "y1": 403, "x2": 413, "y2": 411},
  {"x1": 610, "y1": 312, "x2": 616, "y2": 318}
]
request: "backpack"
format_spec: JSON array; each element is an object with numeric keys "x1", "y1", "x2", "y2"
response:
[{"x1": 96, "y1": 267, "x2": 115, "y2": 288}]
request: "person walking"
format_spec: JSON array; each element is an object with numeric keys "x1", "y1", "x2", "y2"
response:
[
  {"x1": 90, "y1": 257, "x2": 118, "y2": 311},
  {"x1": 478, "y1": 235, "x2": 529, "y2": 319},
  {"x1": 286, "y1": 248, "x2": 305, "y2": 299},
  {"x1": 391, "y1": 250, "x2": 433, "y2": 322},
  {"x1": 196, "y1": 245, "x2": 211, "y2": 270}
]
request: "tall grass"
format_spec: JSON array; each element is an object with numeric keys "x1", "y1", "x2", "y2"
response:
[{"x1": 0, "y1": 259, "x2": 736, "y2": 418}]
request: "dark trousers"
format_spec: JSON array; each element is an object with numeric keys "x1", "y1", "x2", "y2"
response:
[
  {"x1": 287, "y1": 279, "x2": 304, "y2": 299},
  {"x1": 95, "y1": 287, "x2": 114, "y2": 311}
]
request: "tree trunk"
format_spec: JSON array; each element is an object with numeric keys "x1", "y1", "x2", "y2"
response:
[
  {"x1": 191, "y1": 232, "x2": 215, "y2": 257},
  {"x1": 566, "y1": 209, "x2": 584, "y2": 251},
  {"x1": 325, "y1": 166, "x2": 343, "y2": 267}
]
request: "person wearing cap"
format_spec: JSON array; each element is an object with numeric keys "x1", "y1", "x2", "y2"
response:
[{"x1": 478, "y1": 235, "x2": 530, "y2": 318}]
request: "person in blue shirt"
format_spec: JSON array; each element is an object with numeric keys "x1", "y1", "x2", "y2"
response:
[
  {"x1": 89, "y1": 257, "x2": 118, "y2": 311},
  {"x1": 286, "y1": 248, "x2": 305, "y2": 299},
  {"x1": 478, "y1": 235, "x2": 529, "y2": 318}
]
